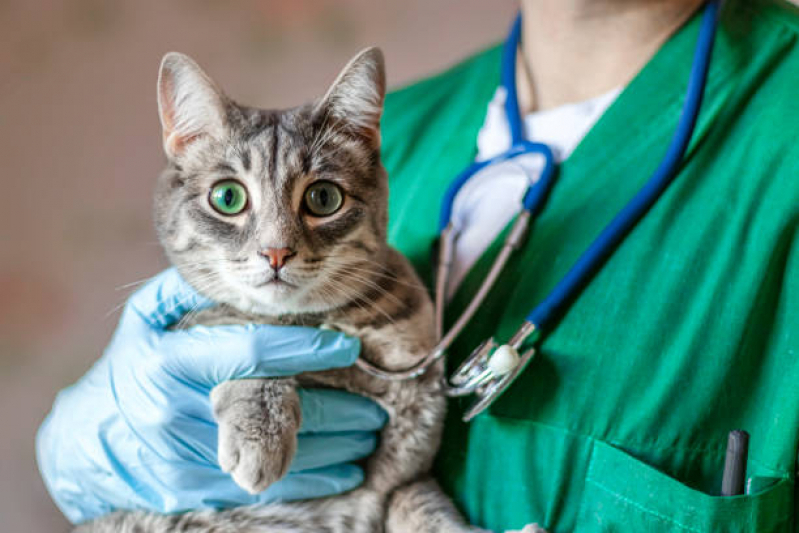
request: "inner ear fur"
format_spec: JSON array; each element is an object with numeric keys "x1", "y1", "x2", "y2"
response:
[
  {"x1": 316, "y1": 47, "x2": 386, "y2": 146},
  {"x1": 157, "y1": 52, "x2": 229, "y2": 159}
]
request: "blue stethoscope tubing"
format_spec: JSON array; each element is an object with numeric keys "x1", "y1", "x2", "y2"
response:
[
  {"x1": 437, "y1": 13, "x2": 556, "y2": 232},
  {"x1": 355, "y1": 0, "x2": 721, "y2": 420},
  {"x1": 526, "y1": 0, "x2": 720, "y2": 330}
]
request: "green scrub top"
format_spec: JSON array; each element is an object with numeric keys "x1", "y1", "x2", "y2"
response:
[{"x1": 379, "y1": 0, "x2": 799, "y2": 531}]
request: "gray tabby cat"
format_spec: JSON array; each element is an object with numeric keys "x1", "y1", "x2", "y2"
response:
[{"x1": 78, "y1": 48, "x2": 542, "y2": 533}]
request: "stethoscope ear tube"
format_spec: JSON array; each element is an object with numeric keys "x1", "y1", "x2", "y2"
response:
[
  {"x1": 525, "y1": 0, "x2": 720, "y2": 330},
  {"x1": 356, "y1": 210, "x2": 535, "y2": 381},
  {"x1": 435, "y1": 211, "x2": 532, "y2": 352},
  {"x1": 434, "y1": 225, "x2": 456, "y2": 341}
]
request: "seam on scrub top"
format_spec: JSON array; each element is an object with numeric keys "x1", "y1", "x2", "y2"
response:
[
  {"x1": 586, "y1": 474, "x2": 793, "y2": 533},
  {"x1": 584, "y1": 476, "x2": 705, "y2": 533},
  {"x1": 484, "y1": 414, "x2": 790, "y2": 477}
]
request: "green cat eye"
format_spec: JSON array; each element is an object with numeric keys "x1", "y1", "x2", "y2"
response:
[
  {"x1": 304, "y1": 181, "x2": 344, "y2": 217},
  {"x1": 209, "y1": 180, "x2": 248, "y2": 215}
]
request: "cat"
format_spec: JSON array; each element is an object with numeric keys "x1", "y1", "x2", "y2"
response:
[{"x1": 77, "y1": 48, "x2": 543, "y2": 533}]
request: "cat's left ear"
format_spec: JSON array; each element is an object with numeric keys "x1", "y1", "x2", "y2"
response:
[
  {"x1": 317, "y1": 47, "x2": 386, "y2": 147},
  {"x1": 157, "y1": 52, "x2": 229, "y2": 159}
]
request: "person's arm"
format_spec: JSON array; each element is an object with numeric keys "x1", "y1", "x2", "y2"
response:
[{"x1": 36, "y1": 268, "x2": 386, "y2": 524}]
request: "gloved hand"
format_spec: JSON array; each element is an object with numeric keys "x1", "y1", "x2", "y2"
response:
[{"x1": 36, "y1": 268, "x2": 386, "y2": 524}]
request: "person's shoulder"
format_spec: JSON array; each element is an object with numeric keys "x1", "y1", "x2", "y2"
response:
[
  {"x1": 379, "y1": 45, "x2": 501, "y2": 180},
  {"x1": 728, "y1": 0, "x2": 799, "y2": 157},
  {"x1": 749, "y1": 0, "x2": 799, "y2": 34},
  {"x1": 381, "y1": 45, "x2": 500, "y2": 142},
  {"x1": 731, "y1": 0, "x2": 799, "y2": 213},
  {"x1": 383, "y1": 45, "x2": 501, "y2": 117}
]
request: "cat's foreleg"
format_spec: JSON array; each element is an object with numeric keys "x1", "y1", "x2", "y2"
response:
[
  {"x1": 211, "y1": 378, "x2": 300, "y2": 494},
  {"x1": 385, "y1": 478, "x2": 487, "y2": 532},
  {"x1": 385, "y1": 478, "x2": 548, "y2": 533}
]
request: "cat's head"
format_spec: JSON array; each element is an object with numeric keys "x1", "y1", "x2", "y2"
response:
[{"x1": 154, "y1": 48, "x2": 389, "y2": 316}]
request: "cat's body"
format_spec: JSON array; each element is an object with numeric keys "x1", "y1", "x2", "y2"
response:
[{"x1": 77, "y1": 48, "x2": 542, "y2": 533}]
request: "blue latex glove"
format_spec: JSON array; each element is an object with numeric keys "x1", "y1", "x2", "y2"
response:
[{"x1": 36, "y1": 268, "x2": 386, "y2": 525}]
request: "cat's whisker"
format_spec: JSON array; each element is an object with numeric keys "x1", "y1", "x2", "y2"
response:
[
  {"x1": 319, "y1": 259, "x2": 427, "y2": 291},
  {"x1": 103, "y1": 299, "x2": 132, "y2": 321},
  {"x1": 322, "y1": 258, "x2": 412, "y2": 287},
  {"x1": 331, "y1": 268, "x2": 406, "y2": 309},
  {"x1": 105, "y1": 275, "x2": 217, "y2": 322},
  {"x1": 152, "y1": 275, "x2": 223, "y2": 322},
  {"x1": 179, "y1": 258, "x2": 241, "y2": 269},
  {"x1": 322, "y1": 274, "x2": 397, "y2": 325},
  {"x1": 175, "y1": 298, "x2": 208, "y2": 330},
  {"x1": 309, "y1": 107, "x2": 333, "y2": 154},
  {"x1": 324, "y1": 282, "x2": 385, "y2": 323},
  {"x1": 114, "y1": 275, "x2": 160, "y2": 291},
  {"x1": 315, "y1": 134, "x2": 353, "y2": 164}
]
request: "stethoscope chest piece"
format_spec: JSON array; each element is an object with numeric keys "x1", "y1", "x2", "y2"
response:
[{"x1": 446, "y1": 321, "x2": 539, "y2": 421}]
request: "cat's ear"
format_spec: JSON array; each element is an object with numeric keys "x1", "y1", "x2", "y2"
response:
[
  {"x1": 317, "y1": 47, "x2": 386, "y2": 146},
  {"x1": 157, "y1": 52, "x2": 228, "y2": 159}
]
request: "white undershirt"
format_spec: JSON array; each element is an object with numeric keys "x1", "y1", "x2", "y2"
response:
[{"x1": 446, "y1": 86, "x2": 622, "y2": 299}]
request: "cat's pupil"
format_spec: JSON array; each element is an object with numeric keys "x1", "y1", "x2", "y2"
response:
[
  {"x1": 224, "y1": 188, "x2": 234, "y2": 206},
  {"x1": 318, "y1": 189, "x2": 329, "y2": 206}
]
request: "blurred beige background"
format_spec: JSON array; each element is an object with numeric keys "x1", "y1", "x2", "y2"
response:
[{"x1": 0, "y1": 0, "x2": 516, "y2": 530}]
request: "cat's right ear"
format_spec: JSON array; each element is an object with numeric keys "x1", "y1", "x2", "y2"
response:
[
  {"x1": 316, "y1": 47, "x2": 386, "y2": 148},
  {"x1": 157, "y1": 52, "x2": 228, "y2": 159}
]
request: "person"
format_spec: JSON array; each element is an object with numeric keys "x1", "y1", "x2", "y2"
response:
[{"x1": 38, "y1": 0, "x2": 799, "y2": 530}]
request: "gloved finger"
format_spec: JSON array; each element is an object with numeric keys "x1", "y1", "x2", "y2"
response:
[
  {"x1": 125, "y1": 268, "x2": 214, "y2": 330},
  {"x1": 290, "y1": 431, "x2": 379, "y2": 472},
  {"x1": 159, "y1": 325, "x2": 360, "y2": 387},
  {"x1": 298, "y1": 389, "x2": 387, "y2": 433},
  {"x1": 257, "y1": 464, "x2": 364, "y2": 503}
]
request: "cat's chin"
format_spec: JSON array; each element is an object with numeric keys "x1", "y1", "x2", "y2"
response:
[
  {"x1": 238, "y1": 284, "x2": 304, "y2": 314},
  {"x1": 199, "y1": 269, "x2": 348, "y2": 317},
  {"x1": 221, "y1": 281, "x2": 335, "y2": 317},
  {"x1": 245, "y1": 298, "x2": 336, "y2": 317}
]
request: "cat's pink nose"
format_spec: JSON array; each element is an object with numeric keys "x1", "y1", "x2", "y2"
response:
[{"x1": 260, "y1": 247, "x2": 296, "y2": 270}]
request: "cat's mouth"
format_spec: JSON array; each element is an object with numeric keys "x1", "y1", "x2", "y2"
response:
[{"x1": 254, "y1": 278, "x2": 297, "y2": 289}]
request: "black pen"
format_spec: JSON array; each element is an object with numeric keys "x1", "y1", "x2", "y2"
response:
[{"x1": 721, "y1": 430, "x2": 749, "y2": 496}]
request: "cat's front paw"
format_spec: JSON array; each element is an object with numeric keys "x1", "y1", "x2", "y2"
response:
[
  {"x1": 217, "y1": 420, "x2": 292, "y2": 494},
  {"x1": 211, "y1": 379, "x2": 301, "y2": 494}
]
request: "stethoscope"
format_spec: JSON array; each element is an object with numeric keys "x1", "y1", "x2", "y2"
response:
[{"x1": 357, "y1": 0, "x2": 721, "y2": 421}]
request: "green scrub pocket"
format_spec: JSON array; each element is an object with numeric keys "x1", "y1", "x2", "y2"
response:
[{"x1": 577, "y1": 440, "x2": 793, "y2": 532}]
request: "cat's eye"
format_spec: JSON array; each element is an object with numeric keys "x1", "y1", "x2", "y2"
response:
[
  {"x1": 304, "y1": 181, "x2": 344, "y2": 217},
  {"x1": 209, "y1": 180, "x2": 248, "y2": 215}
]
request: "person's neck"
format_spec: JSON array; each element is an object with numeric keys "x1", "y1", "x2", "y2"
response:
[{"x1": 517, "y1": 0, "x2": 705, "y2": 112}]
